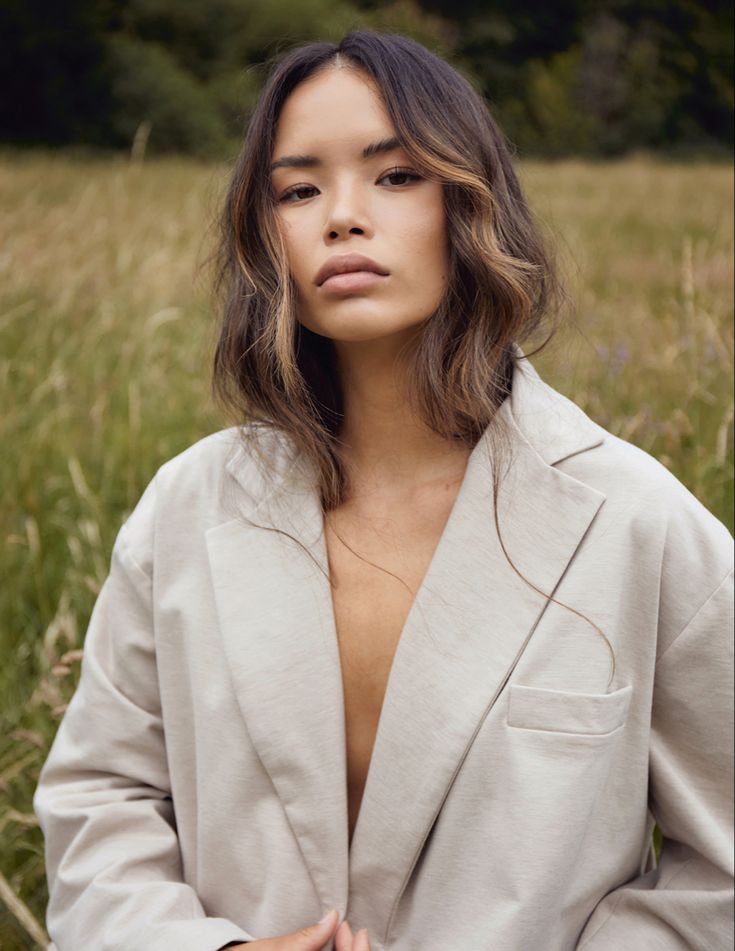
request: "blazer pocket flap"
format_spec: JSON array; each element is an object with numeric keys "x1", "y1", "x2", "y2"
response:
[{"x1": 507, "y1": 683, "x2": 633, "y2": 735}]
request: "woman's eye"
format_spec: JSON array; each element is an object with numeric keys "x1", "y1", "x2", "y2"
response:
[
  {"x1": 279, "y1": 185, "x2": 318, "y2": 203},
  {"x1": 379, "y1": 168, "x2": 421, "y2": 186},
  {"x1": 277, "y1": 168, "x2": 421, "y2": 203}
]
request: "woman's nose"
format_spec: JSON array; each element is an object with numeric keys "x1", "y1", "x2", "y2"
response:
[{"x1": 324, "y1": 183, "x2": 373, "y2": 242}]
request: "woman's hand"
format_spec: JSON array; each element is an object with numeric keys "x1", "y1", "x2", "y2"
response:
[
  {"x1": 334, "y1": 918, "x2": 372, "y2": 951},
  {"x1": 222, "y1": 909, "x2": 373, "y2": 950}
]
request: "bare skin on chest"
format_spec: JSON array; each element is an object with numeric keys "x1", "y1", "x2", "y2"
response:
[{"x1": 324, "y1": 469, "x2": 467, "y2": 847}]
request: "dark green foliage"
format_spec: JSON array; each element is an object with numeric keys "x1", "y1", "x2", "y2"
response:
[
  {"x1": 1, "y1": 1, "x2": 732, "y2": 170},
  {"x1": 425, "y1": 0, "x2": 734, "y2": 156},
  {"x1": 106, "y1": 35, "x2": 232, "y2": 157}
]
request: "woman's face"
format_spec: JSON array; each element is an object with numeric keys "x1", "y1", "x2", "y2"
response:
[{"x1": 271, "y1": 66, "x2": 449, "y2": 345}]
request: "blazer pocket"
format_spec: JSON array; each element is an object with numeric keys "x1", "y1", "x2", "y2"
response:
[{"x1": 507, "y1": 683, "x2": 633, "y2": 736}]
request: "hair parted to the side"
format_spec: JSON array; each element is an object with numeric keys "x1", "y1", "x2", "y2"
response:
[{"x1": 210, "y1": 30, "x2": 616, "y2": 686}]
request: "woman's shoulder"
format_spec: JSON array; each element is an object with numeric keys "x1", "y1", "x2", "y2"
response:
[
  {"x1": 114, "y1": 423, "x2": 289, "y2": 570},
  {"x1": 531, "y1": 379, "x2": 733, "y2": 653},
  {"x1": 545, "y1": 394, "x2": 734, "y2": 601},
  {"x1": 154, "y1": 422, "x2": 292, "y2": 496},
  {"x1": 516, "y1": 358, "x2": 730, "y2": 530},
  {"x1": 565, "y1": 408, "x2": 728, "y2": 527},
  {"x1": 512, "y1": 358, "x2": 732, "y2": 582},
  {"x1": 155, "y1": 425, "x2": 253, "y2": 482}
]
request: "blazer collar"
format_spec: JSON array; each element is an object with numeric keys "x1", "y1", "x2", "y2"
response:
[
  {"x1": 505, "y1": 348, "x2": 605, "y2": 466},
  {"x1": 223, "y1": 347, "x2": 605, "y2": 509},
  {"x1": 208, "y1": 349, "x2": 606, "y2": 944}
]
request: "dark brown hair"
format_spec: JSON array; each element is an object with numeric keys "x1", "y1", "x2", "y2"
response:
[
  {"x1": 210, "y1": 30, "x2": 615, "y2": 683},
  {"x1": 212, "y1": 30, "x2": 566, "y2": 505}
]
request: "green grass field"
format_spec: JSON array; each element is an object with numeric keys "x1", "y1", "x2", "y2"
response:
[{"x1": 0, "y1": 152, "x2": 732, "y2": 948}]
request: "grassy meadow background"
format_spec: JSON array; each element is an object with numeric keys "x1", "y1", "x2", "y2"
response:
[{"x1": 1, "y1": 152, "x2": 733, "y2": 947}]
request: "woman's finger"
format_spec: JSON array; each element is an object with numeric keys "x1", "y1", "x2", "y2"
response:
[
  {"x1": 334, "y1": 919, "x2": 355, "y2": 951},
  {"x1": 354, "y1": 928, "x2": 372, "y2": 951}
]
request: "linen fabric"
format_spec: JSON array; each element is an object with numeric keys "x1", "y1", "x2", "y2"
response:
[{"x1": 34, "y1": 353, "x2": 734, "y2": 950}]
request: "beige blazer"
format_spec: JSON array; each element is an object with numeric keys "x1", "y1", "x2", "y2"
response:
[{"x1": 34, "y1": 355, "x2": 734, "y2": 951}]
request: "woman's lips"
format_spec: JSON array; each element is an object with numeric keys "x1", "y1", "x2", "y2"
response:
[{"x1": 318, "y1": 271, "x2": 389, "y2": 294}]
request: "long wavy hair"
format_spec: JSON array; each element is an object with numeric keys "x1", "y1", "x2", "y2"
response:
[{"x1": 211, "y1": 31, "x2": 615, "y2": 684}]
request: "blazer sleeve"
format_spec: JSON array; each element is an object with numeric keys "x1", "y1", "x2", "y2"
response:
[
  {"x1": 33, "y1": 476, "x2": 255, "y2": 951},
  {"x1": 576, "y1": 567, "x2": 734, "y2": 951}
]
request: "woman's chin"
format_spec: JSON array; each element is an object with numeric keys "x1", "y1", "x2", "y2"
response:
[{"x1": 299, "y1": 310, "x2": 428, "y2": 345}]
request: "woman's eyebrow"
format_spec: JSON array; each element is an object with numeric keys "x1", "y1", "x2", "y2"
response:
[{"x1": 270, "y1": 136, "x2": 402, "y2": 172}]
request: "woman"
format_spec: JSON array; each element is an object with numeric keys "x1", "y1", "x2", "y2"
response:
[{"x1": 34, "y1": 31, "x2": 733, "y2": 951}]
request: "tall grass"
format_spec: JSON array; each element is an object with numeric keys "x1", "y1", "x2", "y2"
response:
[{"x1": 0, "y1": 152, "x2": 732, "y2": 948}]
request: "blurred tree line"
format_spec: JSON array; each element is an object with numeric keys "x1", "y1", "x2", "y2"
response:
[{"x1": 1, "y1": 0, "x2": 732, "y2": 158}]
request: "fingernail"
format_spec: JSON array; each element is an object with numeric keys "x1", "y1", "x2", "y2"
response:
[{"x1": 319, "y1": 908, "x2": 337, "y2": 924}]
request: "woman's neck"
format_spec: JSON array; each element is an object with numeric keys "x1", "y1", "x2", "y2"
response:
[{"x1": 333, "y1": 334, "x2": 471, "y2": 499}]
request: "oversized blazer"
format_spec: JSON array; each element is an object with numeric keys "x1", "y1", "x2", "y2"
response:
[{"x1": 34, "y1": 353, "x2": 734, "y2": 951}]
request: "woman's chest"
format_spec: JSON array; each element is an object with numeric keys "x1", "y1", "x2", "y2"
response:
[{"x1": 324, "y1": 485, "x2": 463, "y2": 836}]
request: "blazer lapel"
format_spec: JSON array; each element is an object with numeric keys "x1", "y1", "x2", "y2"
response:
[
  {"x1": 345, "y1": 358, "x2": 608, "y2": 943},
  {"x1": 206, "y1": 432, "x2": 350, "y2": 918}
]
